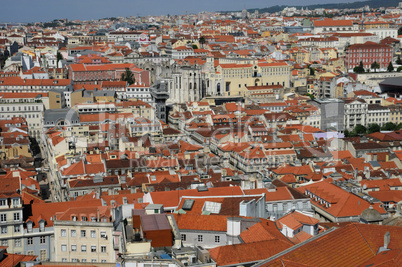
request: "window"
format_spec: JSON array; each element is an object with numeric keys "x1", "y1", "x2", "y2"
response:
[
  {"x1": 40, "y1": 249, "x2": 47, "y2": 261},
  {"x1": 1, "y1": 240, "x2": 7, "y2": 246},
  {"x1": 27, "y1": 237, "x2": 33, "y2": 245},
  {"x1": 72, "y1": 258, "x2": 78, "y2": 262},
  {"x1": 215, "y1": 236, "x2": 220, "y2": 243},
  {"x1": 14, "y1": 225, "x2": 20, "y2": 233},
  {"x1": 39, "y1": 235, "x2": 46, "y2": 244},
  {"x1": 81, "y1": 245, "x2": 87, "y2": 252},
  {"x1": 101, "y1": 260, "x2": 107, "y2": 263},
  {"x1": 101, "y1": 246, "x2": 106, "y2": 253},
  {"x1": 181, "y1": 234, "x2": 186, "y2": 241},
  {"x1": 61, "y1": 244, "x2": 67, "y2": 252},
  {"x1": 92, "y1": 259, "x2": 97, "y2": 263},
  {"x1": 100, "y1": 231, "x2": 107, "y2": 238},
  {"x1": 91, "y1": 230, "x2": 96, "y2": 238},
  {"x1": 81, "y1": 230, "x2": 86, "y2": 237},
  {"x1": 91, "y1": 245, "x2": 97, "y2": 252},
  {"x1": 0, "y1": 200, "x2": 6, "y2": 206},
  {"x1": 61, "y1": 229, "x2": 66, "y2": 237},
  {"x1": 1, "y1": 226, "x2": 7, "y2": 234},
  {"x1": 0, "y1": 214, "x2": 6, "y2": 222},
  {"x1": 197, "y1": 235, "x2": 203, "y2": 242},
  {"x1": 13, "y1": 212, "x2": 20, "y2": 221},
  {"x1": 62, "y1": 258, "x2": 67, "y2": 262},
  {"x1": 82, "y1": 259, "x2": 87, "y2": 262},
  {"x1": 12, "y1": 198, "x2": 20, "y2": 206},
  {"x1": 71, "y1": 230, "x2": 76, "y2": 237},
  {"x1": 15, "y1": 238, "x2": 21, "y2": 247},
  {"x1": 71, "y1": 244, "x2": 77, "y2": 251}
]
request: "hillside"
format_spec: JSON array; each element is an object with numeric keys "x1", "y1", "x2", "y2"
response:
[{"x1": 226, "y1": 0, "x2": 401, "y2": 14}]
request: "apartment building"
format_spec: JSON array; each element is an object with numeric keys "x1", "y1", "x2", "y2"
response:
[
  {"x1": 344, "y1": 99, "x2": 368, "y2": 130},
  {"x1": 208, "y1": 60, "x2": 290, "y2": 97},
  {"x1": 0, "y1": 93, "x2": 45, "y2": 140},
  {"x1": 0, "y1": 176, "x2": 24, "y2": 254},
  {"x1": 53, "y1": 207, "x2": 115, "y2": 263},
  {"x1": 345, "y1": 42, "x2": 393, "y2": 70},
  {"x1": 367, "y1": 104, "x2": 390, "y2": 126}
]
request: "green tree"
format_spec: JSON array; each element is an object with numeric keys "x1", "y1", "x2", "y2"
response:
[
  {"x1": 352, "y1": 124, "x2": 367, "y2": 136},
  {"x1": 121, "y1": 68, "x2": 135, "y2": 85},
  {"x1": 381, "y1": 122, "x2": 397, "y2": 131},
  {"x1": 398, "y1": 26, "x2": 402, "y2": 36},
  {"x1": 199, "y1": 36, "x2": 206, "y2": 48},
  {"x1": 56, "y1": 51, "x2": 63, "y2": 66},
  {"x1": 396, "y1": 55, "x2": 402, "y2": 65},
  {"x1": 367, "y1": 123, "x2": 381, "y2": 134},
  {"x1": 371, "y1": 61, "x2": 380, "y2": 72},
  {"x1": 306, "y1": 93, "x2": 315, "y2": 100},
  {"x1": 192, "y1": 44, "x2": 198, "y2": 49},
  {"x1": 388, "y1": 62, "x2": 394, "y2": 72},
  {"x1": 397, "y1": 66, "x2": 402, "y2": 72},
  {"x1": 309, "y1": 66, "x2": 315, "y2": 76},
  {"x1": 344, "y1": 129, "x2": 350, "y2": 137},
  {"x1": 353, "y1": 61, "x2": 365, "y2": 74}
]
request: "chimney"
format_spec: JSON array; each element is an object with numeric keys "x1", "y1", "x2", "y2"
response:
[
  {"x1": 97, "y1": 208, "x2": 100, "y2": 222},
  {"x1": 384, "y1": 231, "x2": 390, "y2": 249}
]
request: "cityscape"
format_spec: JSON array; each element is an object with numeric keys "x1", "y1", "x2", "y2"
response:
[{"x1": 1, "y1": 1, "x2": 402, "y2": 266}]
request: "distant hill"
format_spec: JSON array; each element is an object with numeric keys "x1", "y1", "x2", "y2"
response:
[{"x1": 226, "y1": 0, "x2": 401, "y2": 14}]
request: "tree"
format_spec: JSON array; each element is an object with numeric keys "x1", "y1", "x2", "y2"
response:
[
  {"x1": 367, "y1": 123, "x2": 381, "y2": 134},
  {"x1": 308, "y1": 66, "x2": 315, "y2": 76},
  {"x1": 388, "y1": 62, "x2": 394, "y2": 72},
  {"x1": 397, "y1": 55, "x2": 402, "y2": 65},
  {"x1": 199, "y1": 36, "x2": 206, "y2": 48},
  {"x1": 398, "y1": 26, "x2": 402, "y2": 36},
  {"x1": 371, "y1": 61, "x2": 380, "y2": 72},
  {"x1": 352, "y1": 124, "x2": 367, "y2": 136},
  {"x1": 353, "y1": 61, "x2": 365, "y2": 74},
  {"x1": 306, "y1": 93, "x2": 315, "y2": 100},
  {"x1": 192, "y1": 44, "x2": 198, "y2": 49},
  {"x1": 121, "y1": 68, "x2": 135, "y2": 85},
  {"x1": 344, "y1": 129, "x2": 350, "y2": 137},
  {"x1": 381, "y1": 122, "x2": 397, "y2": 131},
  {"x1": 56, "y1": 51, "x2": 63, "y2": 66}
]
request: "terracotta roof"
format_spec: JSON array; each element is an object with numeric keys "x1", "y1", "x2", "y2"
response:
[
  {"x1": 174, "y1": 214, "x2": 227, "y2": 232},
  {"x1": 257, "y1": 223, "x2": 402, "y2": 267},
  {"x1": 209, "y1": 239, "x2": 293, "y2": 266}
]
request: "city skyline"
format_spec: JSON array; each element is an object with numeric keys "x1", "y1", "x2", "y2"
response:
[{"x1": 4, "y1": 0, "x2": 355, "y2": 23}]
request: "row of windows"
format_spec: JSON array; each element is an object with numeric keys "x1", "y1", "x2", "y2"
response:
[
  {"x1": 2, "y1": 239, "x2": 22, "y2": 247},
  {"x1": 62, "y1": 258, "x2": 107, "y2": 263},
  {"x1": 61, "y1": 244, "x2": 107, "y2": 253},
  {"x1": 1, "y1": 225, "x2": 20, "y2": 234},
  {"x1": 0, "y1": 198, "x2": 20, "y2": 206},
  {"x1": 26, "y1": 236, "x2": 46, "y2": 245},
  {"x1": 181, "y1": 234, "x2": 220, "y2": 243},
  {"x1": 0, "y1": 212, "x2": 20, "y2": 222},
  {"x1": 0, "y1": 106, "x2": 41, "y2": 112},
  {"x1": 60, "y1": 229, "x2": 107, "y2": 238}
]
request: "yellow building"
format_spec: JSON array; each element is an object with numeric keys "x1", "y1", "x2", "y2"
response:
[
  {"x1": 53, "y1": 208, "x2": 115, "y2": 263},
  {"x1": 211, "y1": 61, "x2": 290, "y2": 97}
]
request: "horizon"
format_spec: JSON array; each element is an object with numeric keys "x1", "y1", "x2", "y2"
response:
[{"x1": 2, "y1": 0, "x2": 359, "y2": 23}]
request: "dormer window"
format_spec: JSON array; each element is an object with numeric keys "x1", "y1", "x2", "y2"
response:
[
  {"x1": 39, "y1": 221, "x2": 45, "y2": 232},
  {"x1": 27, "y1": 221, "x2": 33, "y2": 233},
  {"x1": 81, "y1": 216, "x2": 87, "y2": 222},
  {"x1": 12, "y1": 198, "x2": 20, "y2": 206}
]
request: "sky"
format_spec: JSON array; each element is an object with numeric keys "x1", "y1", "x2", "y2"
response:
[{"x1": 2, "y1": 0, "x2": 357, "y2": 23}]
